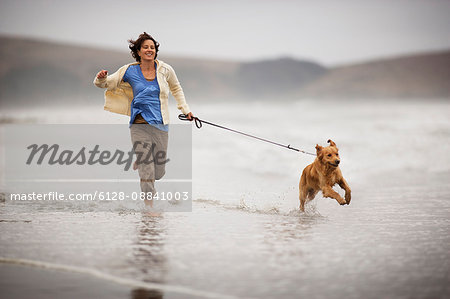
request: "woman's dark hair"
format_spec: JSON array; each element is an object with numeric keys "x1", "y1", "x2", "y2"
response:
[{"x1": 128, "y1": 32, "x2": 160, "y2": 62}]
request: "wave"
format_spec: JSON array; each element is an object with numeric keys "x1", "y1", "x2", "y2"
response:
[{"x1": 0, "y1": 257, "x2": 239, "y2": 299}]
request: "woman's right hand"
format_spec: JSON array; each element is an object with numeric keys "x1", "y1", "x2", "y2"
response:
[{"x1": 96, "y1": 70, "x2": 108, "y2": 79}]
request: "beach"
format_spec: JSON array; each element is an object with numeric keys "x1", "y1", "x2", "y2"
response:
[{"x1": 1, "y1": 99, "x2": 449, "y2": 298}]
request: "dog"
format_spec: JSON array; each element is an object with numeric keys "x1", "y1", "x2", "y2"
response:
[{"x1": 299, "y1": 139, "x2": 351, "y2": 211}]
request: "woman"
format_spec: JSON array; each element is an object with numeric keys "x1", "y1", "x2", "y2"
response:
[{"x1": 94, "y1": 32, "x2": 194, "y2": 205}]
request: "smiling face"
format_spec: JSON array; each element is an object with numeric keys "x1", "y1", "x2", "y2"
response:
[
  {"x1": 137, "y1": 39, "x2": 156, "y2": 62},
  {"x1": 316, "y1": 140, "x2": 341, "y2": 168}
]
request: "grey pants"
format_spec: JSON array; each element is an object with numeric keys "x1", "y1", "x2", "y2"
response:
[{"x1": 130, "y1": 124, "x2": 169, "y2": 195}]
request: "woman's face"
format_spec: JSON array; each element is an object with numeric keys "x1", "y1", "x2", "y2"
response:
[{"x1": 138, "y1": 39, "x2": 156, "y2": 62}]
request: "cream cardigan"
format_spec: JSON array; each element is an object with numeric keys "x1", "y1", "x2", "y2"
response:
[{"x1": 93, "y1": 60, "x2": 190, "y2": 124}]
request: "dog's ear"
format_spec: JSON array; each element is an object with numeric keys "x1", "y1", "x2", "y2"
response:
[
  {"x1": 327, "y1": 139, "x2": 337, "y2": 147},
  {"x1": 315, "y1": 144, "x2": 323, "y2": 155}
]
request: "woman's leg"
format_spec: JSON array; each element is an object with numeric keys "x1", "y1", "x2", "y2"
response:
[
  {"x1": 130, "y1": 124, "x2": 157, "y2": 206},
  {"x1": 148, "y1": 125, "x2": 169, "y2": 180}
]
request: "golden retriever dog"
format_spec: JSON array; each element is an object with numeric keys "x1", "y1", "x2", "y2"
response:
[{"x1": 299, "y1": 139, "x2": 351, "y2": 211}]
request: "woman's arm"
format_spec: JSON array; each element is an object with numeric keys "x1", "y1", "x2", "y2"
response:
[
  {"x1": 93, "y1": 65, "x2": 129, "y2": 90},
  {"x1": 166, "y1": 64, "x2": 193, "y2": 119}
]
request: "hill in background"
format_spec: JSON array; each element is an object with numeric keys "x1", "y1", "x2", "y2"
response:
[
  {"x1": 299, "y1": 52, "x2": 450, "y2": 99},
  {"x1": 0, "y1": 35, "x2": 449, "y2": 108}
]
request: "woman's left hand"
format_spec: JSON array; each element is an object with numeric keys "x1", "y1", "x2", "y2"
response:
[{"x1": 186, "y1": 112, "x2": 194, "y2": 121}]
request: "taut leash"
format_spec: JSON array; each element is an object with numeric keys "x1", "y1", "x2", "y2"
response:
[{"x1": 178, "y1": 114, "x2": 316, "y2": 156}]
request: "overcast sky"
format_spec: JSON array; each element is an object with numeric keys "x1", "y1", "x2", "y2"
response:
[{"x1": 1, "y1": 0, "x2": 449, "y2": 66}]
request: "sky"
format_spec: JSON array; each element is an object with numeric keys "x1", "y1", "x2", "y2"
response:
[{"x1": 0, "y1": 0, "x2": 449, "y2": 66}]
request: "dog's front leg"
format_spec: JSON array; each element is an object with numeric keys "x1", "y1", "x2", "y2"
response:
[
  {"x1": 338, "y1": 179, "x2": 351, "y2": 205},
  {"x1": 322, "y1": 186, "x2": 347, "y2": 206}
]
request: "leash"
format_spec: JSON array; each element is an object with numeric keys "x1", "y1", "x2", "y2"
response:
[{"x1": 178, "y1": 114, "x2": 316, "y2": 156}]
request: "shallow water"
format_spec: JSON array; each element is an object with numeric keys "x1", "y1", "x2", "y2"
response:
[{"x1": 1, "y1": 99, "x2": 449, "y2": 298}]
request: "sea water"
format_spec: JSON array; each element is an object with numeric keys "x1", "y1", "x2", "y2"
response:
[{"x1": 0, "y1": 99, "x2": 449, "y2": 298}]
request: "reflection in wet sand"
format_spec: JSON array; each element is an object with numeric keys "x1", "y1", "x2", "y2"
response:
[
  {"x1": 131, "y1": 288, "x2": 164, "y2": 299},
  {"x1": 130, "y1": 213, "x2": 166, "y2": 298}
]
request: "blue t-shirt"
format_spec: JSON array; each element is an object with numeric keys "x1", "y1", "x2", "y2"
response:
[{"x1": 123, "y1": 64, "x2": 168, "y2": 131}]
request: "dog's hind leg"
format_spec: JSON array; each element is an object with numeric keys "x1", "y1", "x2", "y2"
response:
[
  {"x1": 307, "y1": 189, "x2": 319, "y2": 200},
  {"x1": 299, "y1": 189, "x2": 306, "y2": 212},
  {"x1": 299, "y1": 188, "x2": 318, "y2": 212},
  {"x1": 299, "y1": 179, "x2": 307, "y2": 212}
]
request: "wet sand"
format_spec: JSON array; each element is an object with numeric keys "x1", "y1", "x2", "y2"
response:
[
  {"x1": 0, "y1": 263, "x2": 193, "y2": 299},
  {"x1": 1, "y1": 263, "x2": 130, "y2": 299}
]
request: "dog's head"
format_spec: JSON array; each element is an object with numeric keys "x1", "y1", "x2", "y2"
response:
[{"x1": 315, "y1": 139, "x2": 340, "y2": 168}]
